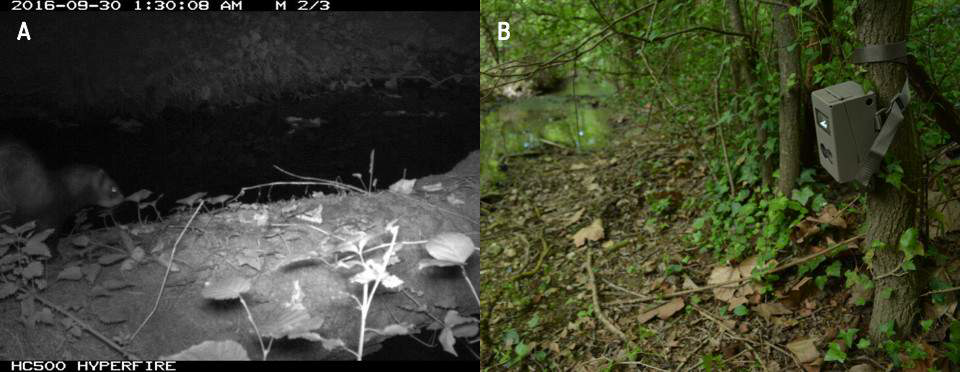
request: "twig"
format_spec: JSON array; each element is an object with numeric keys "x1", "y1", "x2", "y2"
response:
[
  {"x1": 677, "y1": 337, "x2": 709, "y2": 371},
  {"x1": 713, "y1": 56, "x2": 736, "y2": 198},
  {"x1": 619, "y1": 26, "x2": 750, "y2": 43},
  {"x1": 273, "y1": 165, "x2": 367, "y2": 193},
  {"x1": 482, "y1": 2, "x2": 654, "y2": 76},
  {"x1": 130, "y1": 201, "x2": 204, "y2": 342},
  {"x1": 605, "y1": 235, "x2": 863, "y2": 306},
  {"x1": 600, "y1": 278, "x2": 646, "y2": 298},
  {"x1": 585, "y1": 247, "x2": 629, "y2": 341},
  {"x1": 922, "y1": 285, "x2": 960, "y2": 296},
  {"x1": 509, "y1": 232, "x2": 551, "y2": 282},
  {"x1": 32, "y1": 294, "x2": 140, "y2": 360},
  {"x1": 691, "y1": 304, "x2": 800, "y2": 371},
  {"x1": 617, "y1": 361, "x2": 669, "y2": 371}
]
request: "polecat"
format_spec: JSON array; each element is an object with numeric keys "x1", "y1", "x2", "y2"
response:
[{"x1": 0, "y1": 142, "x2": 124, "y2": 258}]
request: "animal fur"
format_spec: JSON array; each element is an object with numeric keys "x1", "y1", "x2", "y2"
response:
[{"x1": 0, "y1": 141, "x2": 123, "y2": 258}]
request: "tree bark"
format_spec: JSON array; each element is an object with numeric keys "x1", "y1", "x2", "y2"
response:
[
  {"x1": 773, "y1": 2, "x2": 802, "y2": 196},
  {"x1": 854, "y1": 0, "x2": 921, "y2": 342},
  {"x1": 800, "y1": 0, "x2": 834, "y2": 169},
  {"x1": 725, "y1": 0, "x2": 774, "y2": 189}
]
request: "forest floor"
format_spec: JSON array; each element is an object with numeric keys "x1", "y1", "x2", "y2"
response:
[
  {"x1": 482, "y1": 113, "x2": 960, "y2": 371},
  {"x1": 0, "y1": 153, "x2": 481, "y2": 361}
]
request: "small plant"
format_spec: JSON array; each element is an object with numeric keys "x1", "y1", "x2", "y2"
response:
[
  {"x1": 944, "y1": 320, "x2": 960, "y2": 364},
  {"x1": 336, "y1": 220, "x2": 411, "y2": 360},
  {"x1": 0, "y1": 221, "x2": 55, "y2": 295},
  {"x1": 124, "y1": 189, "x2": 164, "y2": 223},
  {"x1": 700, "y1": 353, "x2": 726, "y2": 371}
]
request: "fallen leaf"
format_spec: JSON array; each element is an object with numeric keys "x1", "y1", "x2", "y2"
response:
[
  {"x1": 793, "y1": 219, "x2": 821, "y2": 243},
  {"x1": 813, "y1": 204, "x2": 847, "y2": 228},
  {"x1": 727, "y1": 296, "x2": 748, "y2": 310},
  {"x1": 570, "y1": 163, "x2": 589, "y2": 171},
  {"x1": 755, "y1": 302, "x2": 792, "y2": 320},
  {"x1": 572, "y1": 219, "x2": 605, "y2": 247},
  {"x1": 708, "y1": 265, "x2": 740, "y2": 303},
  {"x1": 848, "y1": 364, "x2": 875, "y2": 372},
  {"x1": 737, "y1": 255, "x2": 759, "y2": 278},
  {"x1": 786, "y1": 337, "x2": 820, "y2": 364},
  {"x1": 638, "y1": 307, "x2": 658, "y2": 324},
  {"x1": 657, "y1": 297, "x2": 685, "y2": 320}
]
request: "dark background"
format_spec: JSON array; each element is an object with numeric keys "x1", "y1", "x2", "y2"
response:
[{"x1": 0, "y1": 12, "x2": 478, "y2": 209}]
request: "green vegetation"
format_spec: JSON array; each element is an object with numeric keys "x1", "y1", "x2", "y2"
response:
[{"x1": 483, "y1": 0, "x2": 960, "y2": 370}]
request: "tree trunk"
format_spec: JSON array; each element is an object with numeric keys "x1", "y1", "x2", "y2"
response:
[
  {"x1": 480, "y1": 13, "x2": 500, "y2": 64},
  {"x1": 725, "y1": 0, "x2": 774, "y2": 189},
  {"x1": 800, "y1": 0, "x2": 834, "y2": 169},
  {"x1": 854, "y1": 0, "x2": 921, "y2": 342},
  {"x1": 773, "y1": 2, "x2": 802, "y2": 196}
]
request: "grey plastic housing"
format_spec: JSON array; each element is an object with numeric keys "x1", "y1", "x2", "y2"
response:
[{"x1": 810, "y1": 81, "x2": 877, "y2": 183}]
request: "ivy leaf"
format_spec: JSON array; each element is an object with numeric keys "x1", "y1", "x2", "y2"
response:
[
  {"x1": 901, "y1": 259, "x2": 916, "y2": 271},
  {"x1": 897, "y1": 228, "x2": 923, "y2": 260},
  {"x1": 812, "y1": 193, "x2": 827, "y2": 212},
  {"x1": 839, "y1": 328, "x2": 859, "y2": 347},
  {"x1": 791, "y1": 186, "x2": 815, "y2": 207},
  {"x1": 815, "y1": 275, "x2": 828, "y2": 290},
  {"x1": 826, "y1": 261, "x2": 842, "y2": 277},
  {"x1": 857, "y1": 338, "x2": 871, "y2": 349},
  {"x1": 879, "y1": 288, "x2": 893, "y2": 300},
  {"x1": 734, "y1": 305, "x2": 749, "y2": 316},
  {"x1": 881, "y1": 321, "x2": 896, "y2": 338},
  {"x1": 514, "y1": 342, "x2": 531, "y2": 359},
  {"x1": 844, "y1": 270, "x2": 860, "y2": 289},
  {"x1": 799, "y1": 169, "x2": 816, "y2": 184},
  {"x1": 921, "y1": 319, "x2": 933, "y2": 332},
  {"x1": 824, "y1": 341, "x2": 847, "y2": 363},
  {"x1": 884, "y1": 161, "x2": 904, "y2": 189}
]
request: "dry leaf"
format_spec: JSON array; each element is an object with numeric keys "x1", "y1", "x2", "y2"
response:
[
  {"x1": 681, "y1": 275, "x2": 698, "y2": 290},
  {"x1": 813, "y1": 204, "x2": 847, "y2": 228},
  {"x1": 793, "y1": 219, "x2": 820, "y2": 243},
  {"x1": 737, "y1": 255, "x2": 758, "y2": 278},
  {"x1": 638, "y1": 298, "x2": 686, "y2": 324},
  {"x1": 572, "y1": 219, "x2": 605, "y2": 247},
  {"x1": 786, "y1": 337, "x2": 820, "y2": 364},
  {"x1": 657, "y1": 298, "x2": 685, "y2": 320},
  {"x1": 755, "y1": 302, "x2": 792, "y2": 320},
  {"x1": 708, "y1": 266, "x2": 741, "y2": 303},
  {"x1": 638, "y1": 307, "x2": 658, "y2": 324},
  {"x1": 727, "y1": 296, "x2": 748, "y2": 310},
  {"x1": 570, "y1": 163, "x2": 589, "y2": 171}
]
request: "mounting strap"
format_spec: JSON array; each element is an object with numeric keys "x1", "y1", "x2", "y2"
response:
[
  {"x1": 852, "y1": 41, "x2": 907, "y2": 64},
  {"x1": 851, "y1": 42, "x2": 911, "y2": 186}
]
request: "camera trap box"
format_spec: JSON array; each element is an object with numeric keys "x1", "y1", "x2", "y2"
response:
[{"x1": 810, "y1": 81, "x2": 877, "y2": 183}]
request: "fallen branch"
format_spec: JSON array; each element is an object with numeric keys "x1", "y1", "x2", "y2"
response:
[
  {"x1": 585, "y1": 247, "x2": 629, "y2": 342},
  {"x1": 606, "y1": 234, "x2": 863, "y2": 306}
]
